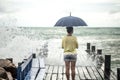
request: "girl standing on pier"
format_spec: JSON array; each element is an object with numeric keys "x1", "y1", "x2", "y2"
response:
[{"x1": 62, "y1": 27, "x2": 78, "y2": 80}]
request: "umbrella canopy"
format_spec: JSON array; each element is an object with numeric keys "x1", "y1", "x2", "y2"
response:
[{"x1": 54, "y1": 14, "x2": 87, "y2": 27}]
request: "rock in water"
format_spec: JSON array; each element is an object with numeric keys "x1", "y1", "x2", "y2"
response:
[
  {"x1": 0, "y1": 59, "x2": 17, "y2": 79},
  {"x1": 6, "y1": 72, "x2": 13, "y2": 80},
  {"x1": 0, "y1": 67, "x2": 8, "y2": 79}
]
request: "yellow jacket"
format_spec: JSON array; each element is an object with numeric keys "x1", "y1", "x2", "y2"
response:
[{"x1": 62, "y1": 36, "x2": 78, "y2": 53}]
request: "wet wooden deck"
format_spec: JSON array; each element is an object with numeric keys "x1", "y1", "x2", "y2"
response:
[
  {"x1": 25, "y1": 40, "x2": 117, "y2": 80},
  {"x1": 44, "y1": 65, "x2": 102, "y2": 80},
  {"x1": 29, "y1": 57, "x2": 117, "y2": 80}
]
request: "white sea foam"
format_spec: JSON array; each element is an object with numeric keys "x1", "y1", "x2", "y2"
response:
[
  {"x1": 0, "y1": 35, "x2": 45, "y2": 65},
  {"x1": 0, "y1": 27, "x2": 45, "y2": 65},
  {"x1": 0, "y1": 27, "x2": 120, "y2": 69}
]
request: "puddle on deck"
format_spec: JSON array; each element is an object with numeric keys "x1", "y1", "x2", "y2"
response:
[{"x1": 38, "y1": 39, "x2": 100, "y2": 67}]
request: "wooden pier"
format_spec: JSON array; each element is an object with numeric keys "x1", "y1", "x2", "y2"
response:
[
  {"x1": 17, "y1": 41, "x2": 118, "y2": 80},
  {"x1": 44, "y1": 65, "x2": 104, "y2": 80}
]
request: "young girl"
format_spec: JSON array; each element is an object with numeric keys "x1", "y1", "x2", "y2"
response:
[{"x1": 62, "y1": 27, "x2": 78, "y2": 80}]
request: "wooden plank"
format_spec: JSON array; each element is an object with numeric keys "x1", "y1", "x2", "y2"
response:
[
  {"x1": 51, "y1": 65, "x2": 58, "y2": 80},
  {"x1": 47, "y1": 66, "x2": 54, "y2": 73},
  {"x1": 36, "y1": 69, "x2": 46, "y2": 80},
  {"x1": 75, "y1": 67, "x2": 78, "y2": 75},
  {"x1": 51, "y1": 74, "x2": 57, "y2": 80},
  {"x1": 77, "y1": 67, "x2": 86, "y2": 79},
  {"x1": 53, "y1": 66, "x2": 58, "y2": 74},
  {"x1": 45, "y1": 73, "x2": 52, "y2": 80},
  {"x1": 63, "y1": 73, "x2": 67, "y2": 80},
  {"x1": 39, "y1": 57, "x2": 45, "y2": 68},
  {"x1": 43, "y1": 73, "x2": 47, "y2": 80},
  {"x1": 63, "y1": 66, "x2": 65, "y2": 74},
  {"x1": 57, "y1": 73, "x2": 63, "y2": 80},
  {"x1": 45, "y1": 65, "x2": 49, "y2": 73},
  {"x1": 86, "y1": 67, "x2": 96, "y2": 79},
  {"x1": 82, "y1": 67, "x2": 91, "y2": 79},
  {"x1": 58, "y1": 66, "x2": 63, "y2": 74},
  {"x1": 30, "y1": 67, "x2": 39, "y2": 80},
  {"x1": 43, "y1": 65, "x2": 49, "y2": 80},
  {"x1": 91, "y1": 67, "x2": 103, "y2": 80},
  {"x1": 58, "y1": 66, "x2": 63, "y2": 80},
  {"x1": 32, "y1": 58, "x2": 39, "y2": 68},
  {"x1": 75, "y1": 74, "x2": 80, "y2": 80},
  {"x1": 95, "y1": 67, "x2": 104, "y2": 80}
]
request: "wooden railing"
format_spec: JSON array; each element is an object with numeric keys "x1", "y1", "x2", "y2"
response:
[
  {"x1": 17, "y1": 54, "x2": 36, "y2": 80},
  {"x1": 86, "y1": 43, "x2": 119, "y2": 80}
]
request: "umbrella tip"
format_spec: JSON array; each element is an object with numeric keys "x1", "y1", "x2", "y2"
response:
[{"x1": 70, "y1": 12, "x2": 71, "y2": 16}]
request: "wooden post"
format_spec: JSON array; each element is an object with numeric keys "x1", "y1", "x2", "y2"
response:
[
  {"x1": 30, "y1": 59, "x2": 32, "y2": 69},
  {"x1": 17, "y1": 62, "x2": 22, "y2": 80},
  {"x1": 23, "y1": 59, "x2": 27, "y2": 63},
  {"x1": 33, "y1": 53, "x2": 36, "y2": 58},
  {"x1": 97, "y1": 49, "x2": 102, "y2": 55},
  {"x1": 96, "y1": 49, "x2": 103, "y2": 68},
  {"x1": 24, "y1": 59, "x2": 27, "y2": 60},
  {"x1": 91, "y1": 46, "x2": 95, "y2": 52},
  {"x1": 117, "y1": 68, "x2": 120, "y2": 80},
  {"x1": 104, "y1": 55, "x2": 111, "y2": 80},
  {"x1": 87, "y1": 43, "x2": 90, "y2": 53},
  {"x1": 18, "y1": 62, "x2": 22, "y2": 66},
  {"x1": 6, "y1": 58, "x2": 13, "y2": 63}
]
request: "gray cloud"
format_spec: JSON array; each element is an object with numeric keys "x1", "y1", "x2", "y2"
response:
[
  {"x1": 0, "y1": 0, "x2": 16, "y2": 13},
  {"x1": 109, "y1": 3, "x2": 120, "y2": 14},
  {"x1": 0, "y1": 0, "x2": 32, "y2": 13},
  {"x1": 88, "y1": 2, "x2": 120, "y2": 14}
]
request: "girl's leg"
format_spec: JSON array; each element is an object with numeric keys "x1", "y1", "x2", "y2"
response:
[
  {"x1": 71, "y1": 61, "x2": 76, "y2": 80},
  {"x1": 65, "y1": 61, "x2": 70, "y2": 80}
]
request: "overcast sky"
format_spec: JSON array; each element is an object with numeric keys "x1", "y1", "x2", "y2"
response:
[{"x1": 0, "y1": 0, "x2": 120, "y2": 27}]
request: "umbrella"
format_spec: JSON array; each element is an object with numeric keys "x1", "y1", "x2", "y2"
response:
[{"x1": 54, "y1": 13, "x2": 87, "y2": 27}]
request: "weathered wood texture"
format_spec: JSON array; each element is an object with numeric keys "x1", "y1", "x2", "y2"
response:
[
  {"x1": 17, "y1": 54, "x2": 33, "y2": 80},
  {"x1": 25, "y1": 41, "x2": 117, "y2": 80},
  {"x1": 43, "y1": 65, "x2": 106, "y2": 80},
  {"x1": 24, "y1": 57, "x2": 45, "y2": 80}
]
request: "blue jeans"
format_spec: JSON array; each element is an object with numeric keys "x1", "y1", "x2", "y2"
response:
[{"x1": 64, "y1": 54, "x2": 77, "y2": 61}]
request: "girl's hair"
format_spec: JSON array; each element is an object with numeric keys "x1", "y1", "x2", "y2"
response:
[{"x1": 66, "y1": 27, "x2": 73, "y2": 33}]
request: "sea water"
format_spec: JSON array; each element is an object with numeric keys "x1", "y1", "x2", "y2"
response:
[{"x1": 0, "y1": 27, "x2": 120, "y2": 72}]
